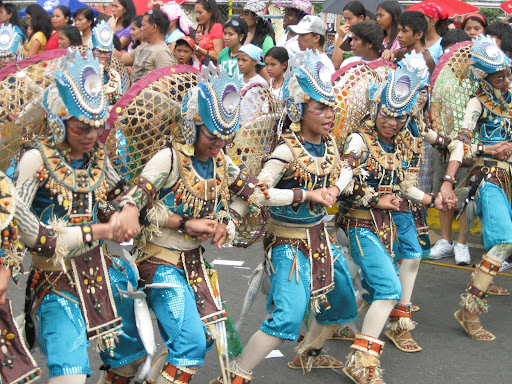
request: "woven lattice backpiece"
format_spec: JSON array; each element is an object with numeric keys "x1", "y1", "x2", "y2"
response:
[
  {"x1": 429, "y1": 42, "x2": 478, "y2": 139},
  {"x1": 0, "y1": 50, "x2": 69, "y2": 177},
  {"x1": 331, "y1": 62, "x2": 381, "y2": 150},
  {"x1": 102, "y1": 65, "x2": 199, "y2": 181},
  {"x1": 227, "y1": 84, "x2": 282, "y2": 247}
]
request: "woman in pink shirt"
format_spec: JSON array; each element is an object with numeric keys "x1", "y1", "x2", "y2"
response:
[
  {"x1": 377, "y1": 0, "x2": 401, "y2": 50},
  {"x1": 194, "y1": 0, "x2": 223, "y2": 65}
]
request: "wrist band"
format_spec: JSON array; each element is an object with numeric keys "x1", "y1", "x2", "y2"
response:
[
  {"x1": 292, "y1": 188, "x2": 305, "y2": 205},
  {"x1": 427, "y1": 193, "x2": 435, "y2": 209},
  {"x1": 442, "y1": 174, "x2": 456, "y2": 185},
  {"x1": 177, "y1": 217, "x2": 190, "y2": 232},
  {"x1": 81, "y1": 225, "x2": 93, "y2": 246},
  {"x1": 370, "y1": 193, "x2": 380, "y2": 207},
  {"x1": 477, "y1": 143, "x2": 485, "y2": 155}
]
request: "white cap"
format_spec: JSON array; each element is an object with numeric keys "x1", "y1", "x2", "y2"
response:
[{"x1": 289, "y1": 15, "x2": 327, "y2": 36}]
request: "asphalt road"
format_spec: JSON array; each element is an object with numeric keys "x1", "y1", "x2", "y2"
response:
[{"x1": 5, "y1": 229, "x2": 512, "y2": 384}]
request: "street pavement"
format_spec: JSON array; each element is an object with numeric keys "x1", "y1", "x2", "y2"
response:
[{"x1": 5, "y1": 228, "x2": 512, "y2": 384}]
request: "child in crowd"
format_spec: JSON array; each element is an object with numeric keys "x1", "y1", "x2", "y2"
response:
[
  {"x1": 217, "y1": 18, "x2": 248, "y2": 77},
  {"x1": 264, "y1": 46, "x2": 288, "y2": 100},
  {"x1": 128, "y1": 15, "x2": 143, "y2": 52},
  {"x1": 58, "y1": 25, "x2": 82, "y2": 49},
  {"x1": 174, "y1": 36, "x2": 197, "y2": 67},
  {"x1": 382, "y1": 11, "x2": 435, "y2": 76},
  {"x1": 238, "y1": 43, "x2": 268, "y2": 88}
]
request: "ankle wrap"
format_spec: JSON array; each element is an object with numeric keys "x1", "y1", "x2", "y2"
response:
[
  {"x1": 103, "y1": 370, "x2": 133, "y2": 384},
  {"x1": 350, "y1": 334, "x2": 384, "y2": 358},
  {"x1": 465, "y1": 253, "x2": 502, "y2": 312},
  {"x1": 389, "y1": 302, "x2": 412, "y2": 318},
  {"x1": 158, "y1": 363, "x2": 198, "y2": 384}
]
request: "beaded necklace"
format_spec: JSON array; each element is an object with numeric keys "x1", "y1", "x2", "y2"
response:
[
  {"x1": 360, "y1": 127, "x2": 404, "y2": 194},
  {"x1": 170, "y1": 141, "x2": 230, "y2": 218},
  {"x1": 35, "y1": 138, "x2": 108, "y2": 226},
  {"x1": 281, "y1": 131, "x2": 341, "y2": 190}
]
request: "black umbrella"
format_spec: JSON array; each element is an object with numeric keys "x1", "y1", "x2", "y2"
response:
[{"x1": 323, "y1": 0, "x2": 404, "y2": 17}]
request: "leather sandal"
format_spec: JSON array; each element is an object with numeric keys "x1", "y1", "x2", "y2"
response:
[
  {"x1": 454, "y1": 309, "x2": 495, "y2": 341},
  {"x1": 343, "y1": 363, "x2": 385, "y2": 384},
  {"x1": 487, "y1": 282, "x2": 510, "y2": 296},
  {"x1": 287, "y1": 353, "x2": 343, "y2": 370},
  {"x1": 384, "y1": 330, "x2": 422, "y2": 352},
  {"x1": 330, "y1": 325, "x2": 357, "y2": 340}
]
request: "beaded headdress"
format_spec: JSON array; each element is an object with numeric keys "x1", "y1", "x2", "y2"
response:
[
  {"x1": 470, "y1": 35, "x2": 510, "y2": 79},
  {"x1": 43, "y1": 50, "x2": 108, "y2": 142},
  {"x1": 181, "y1": 64, "x2": 242, "y2": 146},
  {"x1": 369, "y1": 51, "x2": 426, "y2": 120},
  {"x1": 282, "y1": 49, "x2": 335, "y2": 123},
  {"x1": 92, "y1": 20, "x2": 114, "y2": 52},
  {"x1": 397, "y1": 51, "x2": 430, "y2": 110},
  {"x1": 0, "y1": 24, "x2": 22, "y2": 61}
]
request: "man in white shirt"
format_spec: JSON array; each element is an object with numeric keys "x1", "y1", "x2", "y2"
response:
[
  {"x1": 276, "y1": 0, "x2": 312, "y2": 60},
  {"x1": 288, "y1": 15, "x2": 335, "y2": 73}
]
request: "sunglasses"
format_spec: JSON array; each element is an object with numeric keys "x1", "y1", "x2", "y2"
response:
[
  {"x1": 200, "y1": 127, "x2": 233, "y2": 145},
  {"x1": 378, "y1": 109, "x2": 408, "y2": 125},
  {"x1": 67, "y1": 122, "x2": 106, "y2": 137}
]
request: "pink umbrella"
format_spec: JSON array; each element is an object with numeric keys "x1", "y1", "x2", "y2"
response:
[{"x1": 407, "y1": 0, "x2": 479, "y2": 18}]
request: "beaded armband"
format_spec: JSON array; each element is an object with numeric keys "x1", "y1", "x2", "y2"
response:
[
  {"x1": 292, "y1": 188, "x2": 305, "y2": 206},
  {"x1": 126, "y1": 176, "x2": 157, "y2": 209},
  {"x1": 106, "y1": 179, "x2": 126, "y2": 201},
  {"x1": 370, "y1": 193, "x2": 380, "y2": 207},
  {"x1": 453, "y1": 128, "x2": 473, "y2": 157},
  {"x1": 431, "y1": 132, "x2": 451, "y2": 151},
  {"x1": 340, "y1": 152, "x2": 361, "y2": 169},
  {"x1": 454, "y1": 128, "x2": 472, "y2": 145},
  {"x1": 81, "y1": 225, "x2": 93, "y2": 246},
  {"x1": 32, "y1": 224, "x2": 58, "y2": 257},
  {"x1": 229, "y1": 172, "x2": 257, "y2": 200}
]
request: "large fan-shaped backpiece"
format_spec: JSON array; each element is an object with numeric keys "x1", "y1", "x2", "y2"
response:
[
  {"x1": 227, "y1": 83, "x2": 282, "y2": 247},
  {"x1": 102, "y1": 65, "x2": 199, "y2": 182},
  {"x1": 331, "y1": 61, "x2": 382, "y2": 150},
  {"x1": 0, "y1": 49, "x2": 69, "y2": 177},
  {"x1": 429, "y1": 41, "x2": 478, "y2": 140}
]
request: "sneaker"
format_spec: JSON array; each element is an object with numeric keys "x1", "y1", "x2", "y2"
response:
[
  {"x1": 499, "y1": 260, "x2": 512, "y2": 273},
  {"x1": 427, "y1": 239, "x2": 454, "y2": 259},
  {"x1": 454, "y1": 243, "x2": 471, "y2": 265}
]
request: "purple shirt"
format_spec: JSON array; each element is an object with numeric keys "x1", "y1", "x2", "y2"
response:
[{"x1": 115, "y1": 25, "x2": 131, "y2": 40}]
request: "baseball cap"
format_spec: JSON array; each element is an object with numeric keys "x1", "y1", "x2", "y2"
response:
[
  {"x1": 289, "y1": 15, "x2": 327, "y2": 35},
  {"x1": 176, "y1": 36, "x2": 196, "y2": 50}
]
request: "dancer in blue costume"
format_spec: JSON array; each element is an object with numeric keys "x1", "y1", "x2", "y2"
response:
[
  {"x1": 91, "y1": 20, "x2": 130, "y2": 105},
  {"x1": 441, "y1": 35, "x2": 512, "y2": 341},
  {"x1": 336, "y1": 56, "x2": 443, "y2": 384},
  {"x1": 0, "y1": 24, "x2": 22, "y2": 69},
  {"x1": 211, "y1": 50, "x2": 358, "y2": 384},
  {"x1": 383, "y1": 52, "x2": 435, "y2": 353},
  {"x1": 14, "y1": 50, "x2": 144, "y2": 384},
  {"x1": 115, "y1": 65, "x2": 263, "y2": 383}
]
